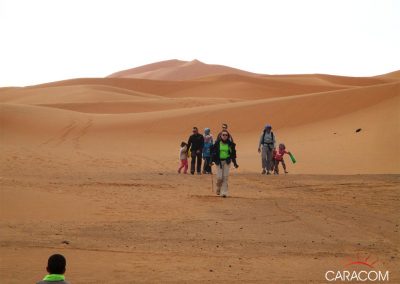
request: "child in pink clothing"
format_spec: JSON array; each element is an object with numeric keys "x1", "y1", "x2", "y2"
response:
[
  {"x1": 274, "y1": 143, "x2": 289, "y2": 174},
  {"x1": 178, "y1": 142, "x2": 188, "y2": 174}
]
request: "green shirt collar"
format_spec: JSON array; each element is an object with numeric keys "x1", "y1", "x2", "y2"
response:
[{"x1": 43, "y1": 274, "x2": 65, "y2": 281}]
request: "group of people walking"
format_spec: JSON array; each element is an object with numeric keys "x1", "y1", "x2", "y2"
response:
[
  {"x1": 178, "y1": 123, "x2": 293, "y2": 197},
  {"x1": 179, "y1": 124, "x2": 238, "y2": 197}
]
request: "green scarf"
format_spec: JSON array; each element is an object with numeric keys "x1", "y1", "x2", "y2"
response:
[{"x1": 43, "y1": 274, "x2": 65, "y2": 282}]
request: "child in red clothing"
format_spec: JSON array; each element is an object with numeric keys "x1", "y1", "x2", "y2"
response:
[
  {"x1": 178, "y1": 142, "x2": 188, "y2": 174},
  {"x1": 274, "y1": 143, "x2": 289, "y2": 174}
]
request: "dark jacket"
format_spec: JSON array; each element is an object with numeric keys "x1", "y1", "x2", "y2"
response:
[
  {"x1": 211, "y1": 139, "x2": 237, "y2": 166},
  {"x1": 187, "y1": 133, "x2": 204, "y2": 152}
]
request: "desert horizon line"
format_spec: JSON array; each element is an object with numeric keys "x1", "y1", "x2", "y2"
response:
[{"x1": 1, "y1": 58, "x2": 399, "y2": 88}]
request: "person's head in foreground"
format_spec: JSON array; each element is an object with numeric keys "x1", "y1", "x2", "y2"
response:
[
  {"x1": 265, "y1": 124, "x2": 272, "y2": 133},
  {"x1": 220, "y1": 130, "x2": 229, "y2": 142},
  {"x1": 192, "y1": 127, "x2": 198, "y2": 134},
  {"x1": 37, "y1": 254, "x2": 69, "y2": 284},
  {"x1": 279, "y1": 143, "x2": 286, "y2": 150},
  {"x1": 180, "y1": 141, "x2": 187, "y2": 148}
]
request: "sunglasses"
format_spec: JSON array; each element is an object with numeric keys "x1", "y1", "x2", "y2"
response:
[{"x1": 221, "y1": 134, "x2": 228, "y2": 137}]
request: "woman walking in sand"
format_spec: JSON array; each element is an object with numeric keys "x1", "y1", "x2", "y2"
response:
[{"x1": 211, "y1": 130, "x2": 239, "y2": 197}]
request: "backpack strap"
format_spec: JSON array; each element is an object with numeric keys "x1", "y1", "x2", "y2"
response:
[
  {"x1": 262, "y1": 130, "x2": 275, "y2": 145},
  {"x1": 262, "y1": 129, "x2": 266, "y2": 144}
]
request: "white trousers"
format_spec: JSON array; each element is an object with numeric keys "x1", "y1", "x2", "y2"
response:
[{"x1": 216, "y1": 160, "x2": 230, "y2": 196}]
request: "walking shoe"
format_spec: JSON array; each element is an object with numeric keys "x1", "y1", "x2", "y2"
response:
[
  {"x1": 261, "y1": 169, "x2": 266, "y2": 174},
  {"x1": 266, "y1": 171, "x2": 271, "y2": 175},
  {"x1": 190, "y1": 172, "x2": 195, "y2": 175},
  {"x1": 222, "y1": 195, "x2": 227, "y2": 198},
  {"x1": 216, "y1": 188, "x2": 221, "y2": 195},
  {"x1": 284, "y1": 171, "x2": 289, "y2": 174}
]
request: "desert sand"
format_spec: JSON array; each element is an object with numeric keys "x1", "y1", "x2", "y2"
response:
[{"x1": 0, "y1": 60, "x2": 399, "y2": 283}]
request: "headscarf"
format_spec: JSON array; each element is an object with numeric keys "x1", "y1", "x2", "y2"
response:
[{"x1": 204, "y1": 128, "x2": 213, "y2": 143}]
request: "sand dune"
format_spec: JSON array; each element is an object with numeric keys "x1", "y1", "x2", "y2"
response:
[
  {"x1": 108, "y1": 59, "x2": 186, "y2": 77},
  {"x1": 3, "y1": 63, "x2": 393, "y2": 107},
  {"x1": 35, "y1": 98, "x2": 243, "y2": 114},
  {"x1": 0, "y1": 72, "x2": 400, "y2": 174},
  {"x1": 4, "y1": 90, "x2": 398, "y2": 175},
  {"x1": 1, "y1": 61, "x2": 399, "y2": 283},
  {"x1": 0, "y1": 73, "x2": 382, "y2": 106},
  {"x1": 0, "y1": 84, "x2": 165, "y2": 105},
  {"x1": 378, "y1": 70, "x2": 400, "y2": 79},
  {"x1": 107, "y1": 59, "x2": 256, "y2": 80}
]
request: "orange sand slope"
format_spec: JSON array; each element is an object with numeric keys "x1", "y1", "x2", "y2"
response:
[
  {"x1": 107, "y1": 59, "x2": 257, "y2": 80},
  {"x1": 0, "y1": 61, "x2": 399, "y2": 174}
]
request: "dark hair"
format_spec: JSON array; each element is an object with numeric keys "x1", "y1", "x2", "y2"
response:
[
  {"x1": 193, "y1": 127, "x2": 198, "y2": 131},
  {"x1": 221, "y1": 130, "x2": 229, "y2": 137},
  {"x1": 47, "y1": 254, "x2": 66, "y2": 274},
  {"x1": 180, "y1": 141, "x2": 187, "y2": 147}
]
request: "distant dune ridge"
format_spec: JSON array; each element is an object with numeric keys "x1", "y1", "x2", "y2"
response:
[
  {"x1": 0, "y1": 60, "x2": 399, "y2": 174},
  {"x1": 107, "y1": 59, "x2": 256, "y2": 80}
]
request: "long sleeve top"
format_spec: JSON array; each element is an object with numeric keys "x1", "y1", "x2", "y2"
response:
[
  {"x1": 259, "y1": 131, "x2": 276, "y2": 147},
  {"x1": 179, "y1": 146, "x2": 188, "y2": 160},
  {"x1": 187, "y1": 133, "x2": 204, "y2": 152}
]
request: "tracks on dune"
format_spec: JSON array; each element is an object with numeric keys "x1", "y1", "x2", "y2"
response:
[{"x1": 41, "y1": 118, "x2": 93, "y2": 149}]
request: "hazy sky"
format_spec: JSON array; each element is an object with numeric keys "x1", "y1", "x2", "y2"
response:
[{"x1": 1, "y1": 0, "x2": 399, "y2": 86}]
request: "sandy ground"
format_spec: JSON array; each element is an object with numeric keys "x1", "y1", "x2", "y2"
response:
[
  {"x1": 0, "y1": 169, "x2": 399, "y2": 283},
  {"x1": 0, "y1": 61, "x2": 399, "y2": 283}
]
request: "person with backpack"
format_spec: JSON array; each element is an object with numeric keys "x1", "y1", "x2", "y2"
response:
[
  {"x1": 36, "y1": 254, "x2": 70, "y2": 284},
  {"x1": 202, "y1": 128, "x2": 213, "y2": 174},
  {"x1": 212, "y1": 130, "x2": 239, "y2": 197},
  {"x1": 258, "y1": 124, "x2": 276, "y2": 175},
  {"x1": 187, "y1": 126, "x2": 204, "y2": 175}
]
